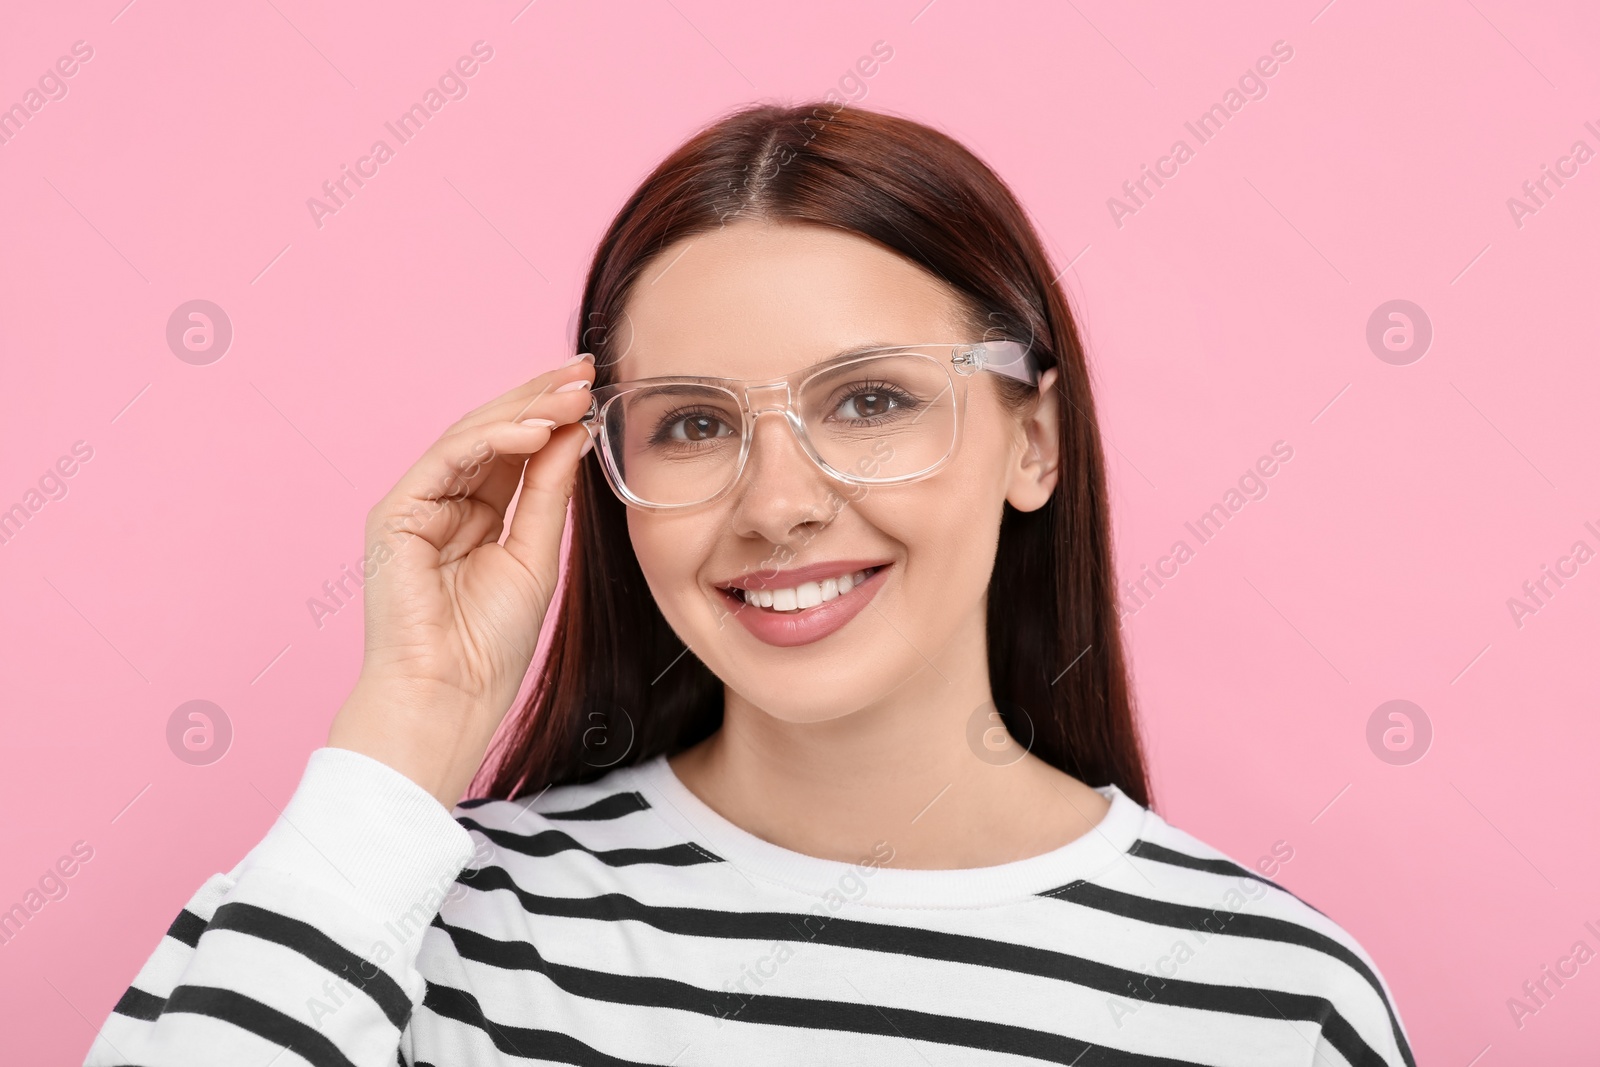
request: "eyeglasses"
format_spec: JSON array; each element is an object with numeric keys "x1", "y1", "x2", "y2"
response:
[{"x1": 578, "y1": 340, "x2": 1040, "y2": 510}]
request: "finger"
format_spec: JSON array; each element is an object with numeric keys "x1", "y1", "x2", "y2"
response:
[
  {"x1": 465, "y1": 368, "x2": 593, "y2": 514},
  {"x1": 499, "y1": 421, "x2": 594, "y2": 594},
  {"x1": 446, "y1": 356, "x2": 595, "y2": 435},
  {"x1": 465, "y1": 378, "x2": 593, "y2": 440},
  {"x1": 441, "y1": 364, "x2": 594, "y2": 518},
  {"x1": 373, "y1": 419, "x2": 568, "y2": 551}
]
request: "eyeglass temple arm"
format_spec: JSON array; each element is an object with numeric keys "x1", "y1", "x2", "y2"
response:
[{"x1": 957, "y1": 340, "x2": 1040, "y2": 385}]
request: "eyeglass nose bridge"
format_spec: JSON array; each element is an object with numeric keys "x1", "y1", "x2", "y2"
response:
[
  {"x1": 742, "y1": 380, "x2": 793, "y2": 416},
  {"x1": 733, "y1": 379, "x2": 825, "y2": 490},
  {"x1": 739, "y1": 379, "x2": 812, "y2": 463}
]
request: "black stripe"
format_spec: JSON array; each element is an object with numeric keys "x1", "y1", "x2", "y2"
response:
[
  {"x1": 1043, "y1": 880, "x2": 1415, "y2": 1067},
  {"x1": 1128, "y1": 839, "x2": 1328, "y2": 916},
  {"x1": 209, "y1": 902, "x2": 412, "y2": 1029},
  {"x1": 456, "y1": 816, "x2": 720, "y2": 867},
  {"x1": 423, "y1": 982, "x2": 658, "y2": 1067},
  {"x1": 111, "y1": 985, "x2": 165, "y2": 1021},
  {"x1": 163, "y1": 985, "x2": 355, "y2": 1067},
  {"x1": 456, "y1": 791, "x2": 650, "y2": 818},
  {"x1": 543, "y1": 792, "x2": 650, "y2": 822},
  {"x1": 433, "y1": 918, "x2": 1209, "y2": 1067},
  {"x1": 456, "y1": 864, "x2": 1391, "y2": 1064},
  {"x1": 165, "y1": 908, "x2": 206, "y2": 947}
]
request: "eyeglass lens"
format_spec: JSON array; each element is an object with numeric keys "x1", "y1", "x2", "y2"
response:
[{"x1": 602, "y1": 352, "x2": 959, "y2": 507}]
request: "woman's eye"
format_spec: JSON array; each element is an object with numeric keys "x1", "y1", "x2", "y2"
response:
[
  {"x1": 671, "y1": 414, "x2": 732, "y2": 442},
  {"x1": 838, "y1": 391, "x2": 898, "y2": 420}
]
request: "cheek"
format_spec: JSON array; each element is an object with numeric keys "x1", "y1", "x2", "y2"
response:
[
  {"x1": 900, "y1": 438, "x2": 1011, "y2": 580},
  {"x1": 858, "y1": 480, "x2": 988, "y2": 590},
  {"x1": 944, "y1": 417, "x2": 1015, "y2": 504},
  {"x1": 626, "y1": 511, "x2": 718, "y2": 611},
  {"x1": 626, "y1": 512, "x2": 679, "y2": 583}
]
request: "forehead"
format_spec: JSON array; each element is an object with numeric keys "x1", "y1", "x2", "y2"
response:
[{"x1": 610, "y1": 219, "x2": 971, "y2": 381}]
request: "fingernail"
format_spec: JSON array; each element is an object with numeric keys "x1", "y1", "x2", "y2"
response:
[
  {"x1": 555, "y1": 378, "x2": 591, "y2": 393},
  {"x1": 520, "y1": 418, "x2": 557, "y2": 428},
  {"x1": 560, "y1": 352, "x2": 596, "y2": 367},
  {"x1": 578, "y1": 435, "x2": 595, "y2": 458}
]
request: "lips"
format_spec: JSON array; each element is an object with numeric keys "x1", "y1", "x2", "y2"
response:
[
  {"x1": 713, "y1": 561, "x2": 893, "y2": 647},
  {"x1": 716, "y1": 558, "x2": 895, "y2": 593},
  {"x1": 723, "y1": 565, "x2": 886, "y2": 612}
]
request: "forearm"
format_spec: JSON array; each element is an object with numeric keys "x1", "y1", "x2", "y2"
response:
[{"x1": 86, "y1": 748, "x2": 479, "y2": 1067}]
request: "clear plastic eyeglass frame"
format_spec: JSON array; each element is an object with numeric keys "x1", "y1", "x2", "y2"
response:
[{"x1": 576, "y1": 339, "x2": 1042, "y2": 512}]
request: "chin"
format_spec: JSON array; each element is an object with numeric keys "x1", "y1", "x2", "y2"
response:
[{"x1": 720, "y1": 677, "x2": 878, "y2": 726}]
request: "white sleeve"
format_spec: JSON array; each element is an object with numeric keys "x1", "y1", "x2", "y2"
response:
[{"x1": 84, "y1": 747, "x2": 478, "y2": 1067}]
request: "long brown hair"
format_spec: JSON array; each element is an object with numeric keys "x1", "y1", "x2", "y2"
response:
[{"x1": 481, "y1": 102, "x2": 1152, "y2": 809}]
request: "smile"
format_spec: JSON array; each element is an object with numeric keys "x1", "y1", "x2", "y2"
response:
[
  {"x1": 727, "y1": 565, "x2": 886, "y2": 612},
  {"x1": 714, "y1": 563, "x2": 892, "y2": 647}
]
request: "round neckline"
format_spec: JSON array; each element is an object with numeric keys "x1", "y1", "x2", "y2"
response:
[{"x1": 625, "y1": 755, "x2": 1149, "y2": 909}]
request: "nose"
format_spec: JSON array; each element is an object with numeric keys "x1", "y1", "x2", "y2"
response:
[{"x1": 726, "y1": 406, "x2": 841, "y2": 545}]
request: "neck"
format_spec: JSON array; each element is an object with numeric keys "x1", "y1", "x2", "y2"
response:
[{"x1": 668, "y1": 606, "x2": 1111, "y2": 869}]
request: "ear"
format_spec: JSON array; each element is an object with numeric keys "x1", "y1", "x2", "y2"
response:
[{"x1": 1004, "y1": 365, "x2": 1062, "y2": 513}]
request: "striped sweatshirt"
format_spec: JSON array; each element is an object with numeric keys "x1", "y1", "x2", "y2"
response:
[{"x1": 87, "y1": 747, "x2": 1414, "y2": 1066}]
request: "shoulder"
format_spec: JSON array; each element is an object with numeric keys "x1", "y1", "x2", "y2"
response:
[
  {"x1": 449, "y1": 758, "x2": 723, "y2": 869},
  {"x1": 454, "y1": 765, "x2": 652, "y2": 823},
  {"x1": 1094, "y1": 798, "x2": 1415, "y2": 1065}
]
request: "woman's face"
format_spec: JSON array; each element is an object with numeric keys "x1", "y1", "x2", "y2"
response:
[{"x1": 611, "y1": 219, "x2": 1059, "y2": 725}]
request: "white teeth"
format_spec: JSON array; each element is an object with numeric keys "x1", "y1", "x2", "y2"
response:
[{"x1": 740, "y1": 568, "x2": 876, "y2": 612}]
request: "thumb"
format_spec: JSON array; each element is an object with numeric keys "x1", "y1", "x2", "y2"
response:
[{"x1": 500, "y1": 423, "x2": 592, "y2": 598}]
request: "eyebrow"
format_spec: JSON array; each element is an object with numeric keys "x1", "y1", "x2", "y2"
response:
[
  {"x1": 829, "y1": 340, "x2": 899, "y2": 361},
  {"x1": 625, "y1": 383, "x2": 721, "y2": 404},
  {"x1": 623, "y1": 341, "x2": 908, "y2": 394}
]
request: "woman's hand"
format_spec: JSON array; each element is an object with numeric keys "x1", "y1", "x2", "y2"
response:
[{"x1": 326, "y1": 354, "x2": 596, "y2": 808}]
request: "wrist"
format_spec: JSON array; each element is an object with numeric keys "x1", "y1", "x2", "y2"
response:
[
  {"x1": 328, "y1": 676, "x2": 494, "y2": 808},
  {"x1": 234, "y1": 747, "x2": 477, "y2": 930}
]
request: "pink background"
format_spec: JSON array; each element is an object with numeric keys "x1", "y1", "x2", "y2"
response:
[{"x1": 3, "y1": 0, "x2": 1597, "y2": 1061}]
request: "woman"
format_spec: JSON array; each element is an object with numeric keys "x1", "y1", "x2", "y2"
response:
[{"x1": 88, "y1": 103, "x2": 1414, "y2": 1065}]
